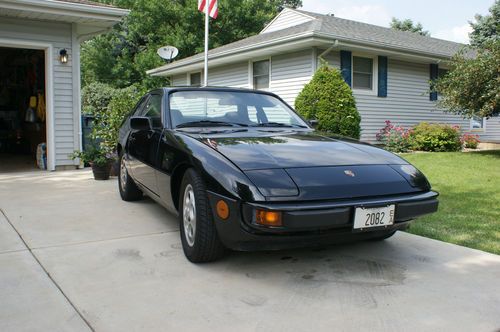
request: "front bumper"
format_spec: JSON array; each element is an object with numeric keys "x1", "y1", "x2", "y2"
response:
[{"x1": 207, "y1": 191, "x2": 439, "y2": 251}]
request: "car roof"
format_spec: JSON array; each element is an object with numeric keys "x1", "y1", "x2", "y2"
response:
[{"x1": 160, "y1": 86, "x2": 278, "y2": 95}]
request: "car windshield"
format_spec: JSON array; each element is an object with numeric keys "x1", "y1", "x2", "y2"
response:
[{"x1": 169, "y1": 90, "x2": 308, "y2": 128}]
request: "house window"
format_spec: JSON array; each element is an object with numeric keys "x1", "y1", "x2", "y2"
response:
[
  {"x1": 437, "y1": 68, "x2": 449, "y2": 99},
  {"x1": 438, "y1": 68, "x2": 448, "y2": 78},
  {"x1": 352, "y1": 56, "x2": 374, "y2": 90},
  {"x1": 190, "y1": 72, "x2": 201, "y2": 86},
  {"x1": 253, "y1": 60, "x2": 270, "y2": 90},
  {"x1": 470, "y1": 116, "x2": 485, "y2": 131}
]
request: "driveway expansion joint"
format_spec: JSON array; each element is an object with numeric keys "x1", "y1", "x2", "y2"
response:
[
  {"x1": 0, "y1": 208, "x2": 95, "y2": 332},
  {"x1": 30, "y1": 229, "x2": 181, "y2": 251}
]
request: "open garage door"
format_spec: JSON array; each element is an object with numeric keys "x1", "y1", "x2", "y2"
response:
[{"x1": 0, "y1": 47, "x2": 47, "y2": 173}]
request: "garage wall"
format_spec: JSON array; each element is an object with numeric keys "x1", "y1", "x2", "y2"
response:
[{"x1": 0, "y1": 17, "x2": 75, "y2": 168}]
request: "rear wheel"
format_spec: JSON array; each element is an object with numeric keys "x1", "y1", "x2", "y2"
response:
[
  {"x1": 179, "y1": 169, "x2": 225, "y2": 263},
  {"x1": 118, "y1": 153, "x2": 142, "y2": 201}
]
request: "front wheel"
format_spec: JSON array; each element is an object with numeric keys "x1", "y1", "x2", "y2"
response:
[{"x1": 179, "y1": 169, "x2": 225, "y2": 263}]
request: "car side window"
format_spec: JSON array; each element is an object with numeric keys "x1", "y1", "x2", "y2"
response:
[
  {"x1": 134, "y1": 97, "x2": 149, "y2": 116},
  {"x1": 142, "y1": 94, "x2": 163, "y2": 129}
]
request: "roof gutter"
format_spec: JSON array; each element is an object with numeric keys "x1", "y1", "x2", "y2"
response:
[
  {"x1": 315, "y1": 31, "x2": 455, "y2": 62},
  {"x1": 148, "y1": 31, "x2": 456, "y2": 76},
  {"x1": 0, "y1": 0, "x2": 130, "y2": 21},
  {"x1": 147, "y1": 31, "x2": 317, "y2": 76}
]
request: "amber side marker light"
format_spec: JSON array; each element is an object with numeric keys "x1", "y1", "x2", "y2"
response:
[
  {"x1": 216, "y1": 200, "x2": 230, "y2": 220},
  {"x1": 256, "y1": 209, "x2": 282, "y2": 227}
]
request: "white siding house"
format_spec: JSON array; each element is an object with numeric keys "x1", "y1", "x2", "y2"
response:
[
  {"x1": 0, "y1": 0, "x2": 128, "y2": 171},
  {"x1": 148, "y1": 8, "x2": 500, "y2": 143}
]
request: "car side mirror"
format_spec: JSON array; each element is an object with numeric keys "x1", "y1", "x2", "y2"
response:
[
  {"x1": 130, "y1": 116, "x2": 151, "y2": 131},
  {"x1": 308, "y1": 119, "x2": 319, "y2": 128}
]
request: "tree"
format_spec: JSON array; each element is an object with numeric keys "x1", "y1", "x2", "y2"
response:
[
  {"x1": 82, "y1": 0, "x2": 302, "y2": 90},
  {"x1": 434, "y1": 41, "x2": 499, "y2": 118},
  {"x1": 295, "y1": 64, "x2": 361, "y2": 139},
  {"x1": 434, "y1": 1, "x2": 500, "y2": 119},
  {"x1": 390, "y1": 18, "x2": 430, "y2": 36},
  {"x1": 470, "y1": 0, "x2": 499, "y2": 47}
]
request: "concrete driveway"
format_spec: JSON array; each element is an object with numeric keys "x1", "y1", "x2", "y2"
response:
[{"x1": 0, "y1": 170, "x2": 499, "y2": 332}]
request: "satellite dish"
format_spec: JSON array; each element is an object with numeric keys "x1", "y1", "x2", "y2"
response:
[{"x1": 157, "y1": 46, "x2": 179, "y2": 61}]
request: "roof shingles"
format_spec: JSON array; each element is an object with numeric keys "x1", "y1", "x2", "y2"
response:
[
  {"x1": 150, "y1": 8, "x2": 467, "y2": 74},
  {"x1": 54, "y1": 0, "x2": 120, "y2": 9}
]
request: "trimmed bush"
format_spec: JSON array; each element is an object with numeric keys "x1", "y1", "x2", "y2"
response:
[
  {"x1": 410, "y1": 122, "x2": 461, "y2": 152},
  {"x1": 82, "y1": 82, "x2": 145, "y2": 153},
  {"x1": 295, "y1": 64, "x2": 361, "y2": 139}
]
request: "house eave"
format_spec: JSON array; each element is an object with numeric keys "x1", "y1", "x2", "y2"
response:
[
  {"x1": 148, "y1": 32, "x2": 457, "y2": 77},
  {"x1": 315, "y1": 32, "x2": 456, "y2": 62},
  {"x1": 0, "y1": 0, "x2": 129, "y2": 25},
  {"x1": 147, "y1": 31, "x2": 320, "y2": 76}
]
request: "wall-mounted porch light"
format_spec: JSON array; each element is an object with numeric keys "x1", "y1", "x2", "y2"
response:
[{"x1": 59, "y1": 49, "x2": 68, "y2": 64}]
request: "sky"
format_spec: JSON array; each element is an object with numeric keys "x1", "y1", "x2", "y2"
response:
[{"x1": 300, "y1": 0, "x2": 494, "y2": 43}]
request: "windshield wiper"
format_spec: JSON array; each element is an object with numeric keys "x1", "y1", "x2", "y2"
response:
[
  {"x1": 176, "y1": 120, "x2": 248, "y2": 128},
  {"x1": 251, "y1": 122, "x2": 308, "y2": 128}
]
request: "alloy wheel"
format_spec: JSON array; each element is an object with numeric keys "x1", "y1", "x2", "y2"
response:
[{"x1": 183, "y1": 184, "x2": 197, "y2": 247}]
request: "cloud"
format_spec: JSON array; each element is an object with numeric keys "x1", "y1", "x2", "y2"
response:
[
  {"x1": 301, "y1": 1, "x2": 392, "y2": 27},
  {"x1": 434, "y1": 24, "x2": 472, "y2": 44}
]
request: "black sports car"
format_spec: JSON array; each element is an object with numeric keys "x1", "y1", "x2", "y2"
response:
[{"x1": 118, "y1": 87, "x2": 438, "y2": 262}]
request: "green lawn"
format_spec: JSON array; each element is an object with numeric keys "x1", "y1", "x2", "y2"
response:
[{"x1": 401, "y1": 150, "x2": 500, "y2": 255}]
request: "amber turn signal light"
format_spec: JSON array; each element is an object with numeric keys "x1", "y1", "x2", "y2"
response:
[
  {"x1": 216, "y1": 200, "x2": 230, "y2": 220},
  {"x1": 256, "y1": 209, "x2": 282, "y2": 227}
]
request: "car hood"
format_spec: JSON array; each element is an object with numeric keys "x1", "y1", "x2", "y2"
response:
[{"x1": 188, "y1": 130, "x2": 407, "y2": 171}]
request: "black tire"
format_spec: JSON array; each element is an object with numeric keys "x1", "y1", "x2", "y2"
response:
[
  {"x1": 118, "y1": 153, "x2": 143, "y2": 201},
  {"x1": 369, "y1": 230, "x2": 397, "y2": 241},
  {"x1": 179, "y1": 168, "x2": 225, "y2": 263}
]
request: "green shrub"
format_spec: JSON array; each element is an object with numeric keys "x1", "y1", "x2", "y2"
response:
[
  {"x1": 81, "y1": 82, "x2": 120, "y2": 115},
  {"x1": 295, "y1": 64, "x2": 361, "y2": 139},
  {"x1": 410, "y1": 122, "x2": 461, "y2": 152},
  {"x1": 82, "y1": 82, "x2": 145, "y2": 153}
]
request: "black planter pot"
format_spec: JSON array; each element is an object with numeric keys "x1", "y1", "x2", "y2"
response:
[
  {"x1": 91, "y1": 162, "x2": 112, "y2": 180},
  {"x1": 110, "y1": 160, "x2": 120, "y2": 177}
]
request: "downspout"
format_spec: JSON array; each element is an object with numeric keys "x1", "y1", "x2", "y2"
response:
[
  {"x1": 73, "y1": 26, "x2": 113, "y2": 168},
  {"x1": 77, "y1": 27, "x2": 113, "y2": 43},
  {"x1": 317, "y1": 39, "x2": 339, "y2": 63}
]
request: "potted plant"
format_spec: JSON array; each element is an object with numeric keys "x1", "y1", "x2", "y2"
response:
[{"x1": 71, "y1": 143, "x2": 116, "y2": 180}]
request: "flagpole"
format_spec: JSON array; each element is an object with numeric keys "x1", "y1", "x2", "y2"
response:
[{"x1": 203, "y1": 5, "x2": 209, "y2": 87}]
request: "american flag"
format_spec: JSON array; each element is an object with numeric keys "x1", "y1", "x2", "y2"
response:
[{"x1": 198, "y1": 0, "x2": 218, "y2": 19}]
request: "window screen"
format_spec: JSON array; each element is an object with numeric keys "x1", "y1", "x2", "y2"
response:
[
  {"x1": 190, "y1": 72, "x2": 201, "y2": 86},
  {"x1": 253, "y1": 60, "x2": 270, "y2": 90},
  {"x1": 353, "y1": 56, "x2": 373, "y2": 90}
]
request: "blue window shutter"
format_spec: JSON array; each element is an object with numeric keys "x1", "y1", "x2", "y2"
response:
[
  {"x1": 430, "y1": 64, "x2": 438, "y2": 101},
  {"x1": 378, "y1": 56, "x2": 388, "y2": 97},
  {"x1": 340, "y1": 50, "x2": 352, "y2": 87}
]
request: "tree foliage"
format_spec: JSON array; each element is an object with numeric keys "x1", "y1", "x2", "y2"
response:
[
  {"x1": 434, "y1": 41, "x2": 500, "y2": 118},
  {"x1": 295, "y1": 64, "x2": 361, "y2": 139},
  {"x1": 82, "y1": 82, "x2": 145, "y2": 152},
  {"x1": 82, "y1": 0, "x2": 302, "y2": 90},
  {"x1": 390, "y1": 18, "x2": 430, "y2": 36},
  {"x1": 470, "y1": 0, "x2": 499, "y2": 47}
]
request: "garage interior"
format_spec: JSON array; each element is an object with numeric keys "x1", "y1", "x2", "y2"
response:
[{"x1": 0, "y1": 47, "x2": 47, "y2": 173}]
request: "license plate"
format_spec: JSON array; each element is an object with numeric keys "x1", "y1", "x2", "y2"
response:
[{"x1": 353, "y1": 205, "x2": 395, "y2": 230}]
